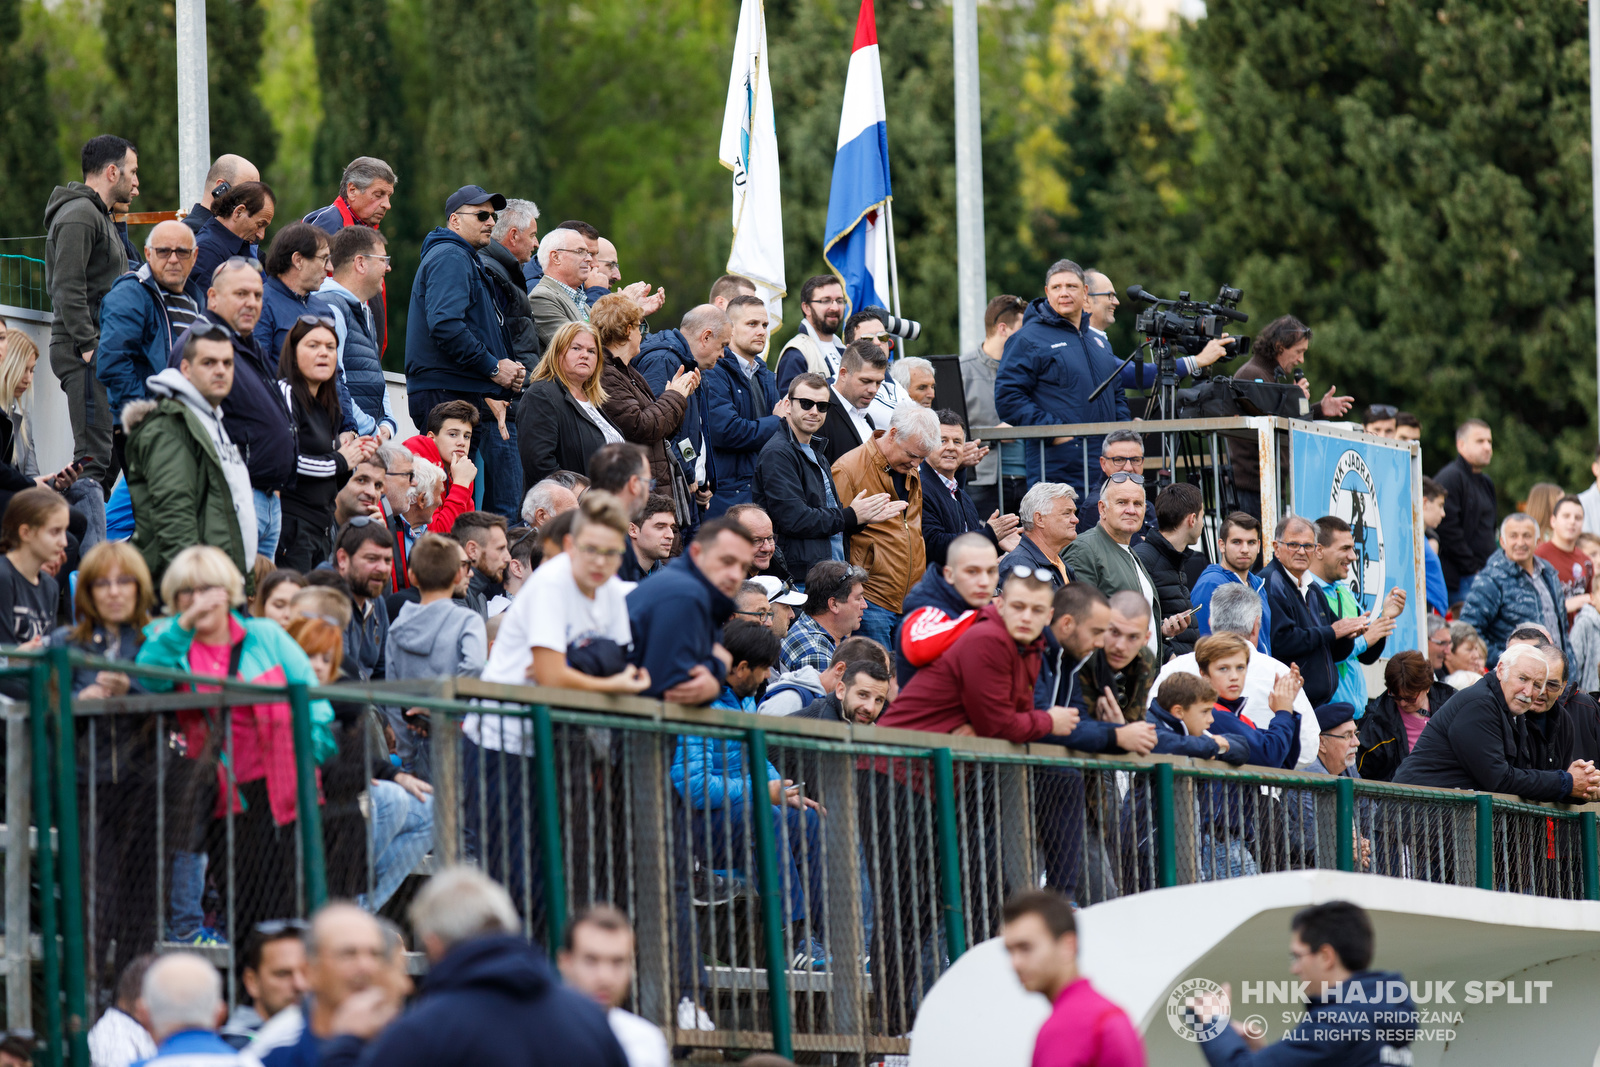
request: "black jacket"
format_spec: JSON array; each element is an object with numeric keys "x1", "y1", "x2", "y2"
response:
[
  {"x1": 1357, "y1": 681, "x2": 1457, "y2": 782},
  {"x1": 1263, "y1": 559, "x2": 1354, "y2": 708},
  {"x1": 321, "y1": 935, "x2": 625, "y2": 1067},
  {"x1": 516, "y1": 378, "x2": 610, "y2": 494},
  {"x1": 751, "y1": 422, "x2": 863, "y2": 588},
  {"x1": 918, "y1": 460, "x2": 998, "y2": 567},
  {"x1": 812, "y1": 387, "x2": 874, "y2": 470},
  {"x1": 169, "y1": 312, "x2": 298, "y2": 491},
  {"x1": 1393, "y1": 673, "x2": 1574, "y2": 801},
  {"x1": 1433, "y1": 454, "x2": 1497, "y2": 588},
  {"x1": 1132, "y1": 533, "x2": 1199, "y2": 658},
  {"x1": 478, "y1": 240, "x2": 542, "y2": 383},
  {"x1": 1563, "y1": 687, "x2": 1600, "y2": 765}
]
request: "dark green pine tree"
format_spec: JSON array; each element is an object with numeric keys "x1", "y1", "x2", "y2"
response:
[
  {"x1": 101, "y1": 0, "x2": 276, "y2": 209},
  {"x1": 0, "y1": 0, "x2": 60, "y2": 243}
]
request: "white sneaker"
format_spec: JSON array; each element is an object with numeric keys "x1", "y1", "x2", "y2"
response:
[{"x1": 677, "y1": 997, "x2": 716, "y2": 1031}]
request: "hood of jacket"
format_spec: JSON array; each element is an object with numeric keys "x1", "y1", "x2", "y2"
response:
[
  {"x1": 638, "y1": 327, "x2": 693, "y2": 369},
  {"x1": 421, "y1": 934, "x2": 554, "y2": 1000},
  {"x1": 44, "y1": 182, "x2": 110, "y2": 228},
  {"x1": 1019, "y1": 295, "x2": 1091, "y2": 334},
  {"x1": 903, "y1": 562, "x2": 974, "y2": 621},
  {"x1": 135, "y1": 366, "x2": 218, "y2": 429},
  {"x1": 419, "y1": 226, "x2": 480, "y2": 262},
  {"x1": 390, "y1": 598, "x2": 478, "y2": 659},
  {"x1": 766, "y1": 665, "x2": 825, "y2": 695}
]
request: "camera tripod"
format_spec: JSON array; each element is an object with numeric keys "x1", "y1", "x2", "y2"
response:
[{"x1": 1087, "y1": 338, "x2": 1190, "y2": 487}]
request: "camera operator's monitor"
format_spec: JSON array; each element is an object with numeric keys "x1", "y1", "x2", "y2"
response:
[{"x1": 927, "y1": 354, "x2": 968, "y2": 427}]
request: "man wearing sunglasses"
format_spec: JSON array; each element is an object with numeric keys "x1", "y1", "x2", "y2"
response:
[
  {"x1": 754, "y1": 371, "x2": 901, "y2": 585},
  {"x1": 405, "y1": 185, "x2": 524, "y2": 476},
  {"x1": 97, "y1": 220, "x2": 205, "y2": 429}
]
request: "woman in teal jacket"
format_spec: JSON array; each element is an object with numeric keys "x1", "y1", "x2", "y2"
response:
[{"x1": 138, "y1": 545, "x2": 334, "y2": 943}]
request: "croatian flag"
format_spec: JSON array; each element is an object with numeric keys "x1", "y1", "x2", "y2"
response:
[
  {"x1": 822, "y1": 0, "x2": 892, "y2": 318},
  {"x1": 719, "y1": 0, "x2": 786, "y2": 325}
]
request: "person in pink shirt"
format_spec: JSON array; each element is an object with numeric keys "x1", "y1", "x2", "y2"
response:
[{"x1": 1002, "y1": 889, "x2": 1146, "y2": 1067}]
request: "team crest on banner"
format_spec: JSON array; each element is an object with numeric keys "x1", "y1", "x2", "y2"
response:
[{"x1": 1328, "y1": 450, "x2": 1384, "y2": 612}]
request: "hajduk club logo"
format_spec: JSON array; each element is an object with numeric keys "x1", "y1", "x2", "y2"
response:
[
  {"x1": 1167, "y1": 977, "x2": 1231, "y2": 1042},
  {"x1": 1328, "y1": 449, "x2": 1384, "y2": 612}
]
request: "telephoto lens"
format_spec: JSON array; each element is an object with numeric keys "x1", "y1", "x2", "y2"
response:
[{"x1": 883, "y1": 314, "x2": 922, "y2": 341}]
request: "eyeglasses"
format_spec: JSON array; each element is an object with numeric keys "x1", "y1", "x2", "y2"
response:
[
  {"x1": 554, "y1": 247, "x2": 592, "y2": 261},
  {"x1": 750, "y1": 535, "x2": 776, "y2": 547},
  {"x1": 358, "y1": 254, "x2": 392, "y2": 264},
  {"x1": 596, "y1": 259, "x2": 619, "y2": 271},
  {"x1": 296, "y1": 314, "x2": 337, "y2": 331},
  {"x1": 386, "y1": 468, "x2": 416, "y2": 483},
  {"x1": 1279, "y1": 540, "x2": 1316, "y2": 552},
  {"x1": 1087, "y1": 290, "x2": 1116, "y2": 298},
  {"x1": 91, "y1": 575, "x2": 139, "y2": 591},
  {"x1": 1321, "y1": 729, "x2": 1358, "y2": 740},
  {"x1": 211, "y1": 256, "x2": 263, "y2": 284},
  {"x1": 1367, "y1": 404, "x2": 1398, "y2": 419},
  {"x1": 148, "y1": 245, "x2": 196, "y2": 260},
  {"x1": 1104, "y1": 472, "x2": 1145, "y2": 485},
  {"x1": 574, "y1": 543, "x2": 625, "y2": 560},
  {"x1": 1428, "y1": 633, "x2": 1452, "y2": 647},
  {"x1": 454, "y1": 209, "x2": 498, "y2": 222},
  {"x1": 808, "y1": 297, "x2": 846, "y2": 307},
  {"x1": 190, "y1": 322, "x2": 232, "y2": 343},
  {"x1": 1006, "y1": 565, "x2": 1045, "y2": 582},
  {"x1": 177, "y1": 583, "x2": 220, "y2": 597},
  {"x1": 1103, "y1": 454, "x2": 1144, "y2": 470},
  {"x1": 734, "y1": 608, "x2": 776, "y2": 621},
  {"x1": 792, "y1": 396, "x2": 831, "y2": 413}
]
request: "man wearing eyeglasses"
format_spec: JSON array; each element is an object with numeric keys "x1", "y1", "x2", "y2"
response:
[
  {"x1": 253, "y1": 222, "x2": 337, "y2": 365},
  {"x1": 1263, "y1": 515, "x2": 1360, "y2": 708},
  {"x1": 98, "y1": 220, "x2": 204, "y2": 432},
  {"x1": 320, "y1": 226, "x2": 399, "y2": 442},
  {"x1": 774, "y1": 274, "x2": 849, "y2": 394},
  {"x1": 1073, "y1": 428, "x2": 1157, "y2": 541},
  {"x1": 405, "y1": 185, "x2": 524, "y2": 474},
  {"x1": 529, "y1": 226, "x2": 596, "y2": 347}
]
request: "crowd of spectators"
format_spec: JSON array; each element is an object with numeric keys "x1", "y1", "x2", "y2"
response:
[{"x1": 15, "y1": 134, "x2": 1600, "y2": 1066}]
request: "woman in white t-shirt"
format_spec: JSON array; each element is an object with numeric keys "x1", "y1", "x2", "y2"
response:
[
  {"x1": 482, "y1": 489, "x2": 650, "y2": 695},
  {"x1": 518, "y1": 322, "x2": 626, "y2": 486}
]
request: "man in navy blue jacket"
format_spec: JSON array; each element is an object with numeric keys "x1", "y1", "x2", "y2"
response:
[
  {"x1": 98, "y1": 220, "x2": 205, "y2": 425},
  {"x1": 635, "y1": 306, "x2": 729, "y2": 528},
  {"x1": 703, "y1": 295, "x2": 781, "y2": 516},
  {"x1": 404, "y1": 186, "x2": 525, "y2": 454},
  {"x1": 921, "y1": 409, "x2": 1021, "y2": 566},
  {"x1": 1263, "y1": 515, "x2": 1359, "y2": 708},
  {"x1": 994, "y1": 259, "x2": 1130, "y2": 498},
  {"x1": 626, "y1": 517, "x2": 754, "y2": 705}
]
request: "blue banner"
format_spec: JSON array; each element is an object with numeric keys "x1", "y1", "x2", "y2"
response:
[{"x1": 1290, "y1": 428, "x2": 1421, "y2": 654}]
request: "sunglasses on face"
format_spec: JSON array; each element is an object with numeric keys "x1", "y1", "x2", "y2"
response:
[
  {"x1": 455, "y1": 210, "x2": 497, "y2": 222},
  {"x1": 792, "y1": 396, "x2": 831, "y2": 413}
]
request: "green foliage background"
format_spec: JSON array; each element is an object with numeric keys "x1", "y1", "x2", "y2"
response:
[{"x1": 6, "y1": 0, "x2": 1598, "y2": 506}]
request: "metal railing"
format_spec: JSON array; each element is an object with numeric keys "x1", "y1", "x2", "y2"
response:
[
  {"x1": 9, "y1": 650, "x2": 1600, "y2": 1063},
  {"x1": 0, "y1": 255, "x2": 49, "y2": 314}
]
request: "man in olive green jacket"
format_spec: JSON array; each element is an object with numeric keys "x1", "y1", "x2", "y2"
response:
[
  {"x1": 124, "y1": 326, "x2": 258, "y2": 588},
  {"x1": 1063, "y1": 474, "x2": 1186, "y2": 662}
]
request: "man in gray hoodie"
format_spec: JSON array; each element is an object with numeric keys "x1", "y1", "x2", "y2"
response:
[
  {"x1": 45, "y1": 134, "x2": 140, "y2": 487},
  {"x1": 123, "y1": 325, "x2": 258, "y2": 587},
  {"x1": 387, "y1": 532, "x2": 488, "y2": 776}
]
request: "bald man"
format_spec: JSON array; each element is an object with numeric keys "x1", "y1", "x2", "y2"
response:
[
  {"x1": 244, "y1": 903, "x2": 388, "y2": 1067},
  {"x1": 636, "y1": 304, "x2": 732, "y2": 518},
  {"x1": 97, "y1": 218, "x2": 206, "y2": 426},
  {"x1": 141, "y1": 952, "x2": 237, "y2": 1064},
  {"x1": 183, "y1": 154, "x2": 260, "y2": 234}
]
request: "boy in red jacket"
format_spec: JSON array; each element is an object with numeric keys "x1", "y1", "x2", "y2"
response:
[{"x1": 403, "y1": 398, "x2": 477, "y2": 532}]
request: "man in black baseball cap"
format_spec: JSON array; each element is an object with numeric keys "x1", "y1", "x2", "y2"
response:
[{"x1": 405, "y1": 183, "x2": 523, "y2": 481}]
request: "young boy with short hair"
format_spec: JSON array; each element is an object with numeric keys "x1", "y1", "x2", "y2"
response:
[
  {"x1": 404, "y1": 400, "x2": 479, "y2": 533},
  {"x1": 1147, "y1": 673, "x2": 1243, "y2": 763}
]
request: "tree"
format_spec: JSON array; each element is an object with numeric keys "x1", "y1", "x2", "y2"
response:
[{"x1": 0, "y1": 0, "x2": 60, "y2": 242}]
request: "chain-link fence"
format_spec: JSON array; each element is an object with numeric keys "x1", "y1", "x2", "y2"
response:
[{"x1": 12, "y1": 652, "x2": 1600, "y2": 1065}]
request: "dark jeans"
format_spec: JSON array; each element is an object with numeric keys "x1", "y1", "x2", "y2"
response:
[
  {"x1": 51, "y1": 345, "x2": 117, "y2": 486},
  {"x1": 276, "y1": 510, "x2": 334, "y2": 573}
]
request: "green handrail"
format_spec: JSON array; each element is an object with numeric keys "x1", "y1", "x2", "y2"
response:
[
  {"x1": 29, "y1": 660, "x2": 61, "y2": 1067},
  {"x1": 1475, "y1": 793, "x2": 1495, "y2": 891},
  {"x1": 49, "y1": 648, "x2": 89, "y2": 1067},
  {"x1": 1335, "y1": 775, "x2": 1356, "y2": 872},
  {"x1": 287, "y1": 682, "x2": 328, "y2": 912},
  {"x1": 1154, "y1": 761, "x2": 1177, "y2": 888},
  {"x1": 745, "y1": 728, "x2": 792, "y2": 1060},
  {"x1": 1584, "y1": 812, "x2": 1599, "y2": 901},
  {"x1": 931, "y1": 748, "x2": 968, "y2": 961},
  {"x1": 531, "y1": 704, "x2": 568, "y2": 958}
]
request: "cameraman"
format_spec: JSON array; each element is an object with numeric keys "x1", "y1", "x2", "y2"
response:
[
  {"x1": 1229, "y1": 315, "x2": 1353, "y2": 517},
  {"x1": 1085, "y1": 269, "x2": 1235, "y2": 394},
  {"x1": 995, "y1": 259, "x2": 1130, "y2": 499}
]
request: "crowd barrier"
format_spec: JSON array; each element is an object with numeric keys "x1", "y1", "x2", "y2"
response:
[{"x1": 5, "y1": 648, "x2": 1600, "y2": 1063}]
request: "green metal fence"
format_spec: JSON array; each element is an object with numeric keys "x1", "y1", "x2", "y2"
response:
[
  {"x1": 9, "y1": 649, "x2": 1600, "y2": 1064},
  {"x1": 0, "y1": 254, "x2": 49, "y2": 313}
]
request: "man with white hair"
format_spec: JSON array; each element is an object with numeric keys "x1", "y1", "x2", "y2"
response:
[
  {"x1": 521, "y1": 477, "x2": 579, "y2": 531},
  {"x1": 1153, "y1": 582, "x2": 1321, "y2": 769},
  {"x1": 1395, "y1": 642, "x2": 1600, "y2": 801},
  {"x1": 999, "y1": 482, "x2": 1080, "y2": 590},
  {"x1": 140, "y1": 952, "x2": 242, "y2": 1065},
  {"x1": 831, "y1": 402, "x2": 940, "y2": 649},
  {"x1": 323, "y1": 868, "x2": 626, "y2": 1067},
  {"x1": 1461, "y1": 511, "x2": 1573, "y2": 668},
  {"x1": 528, "y1": 227, "x2": 593, "y2": 346},
  {"x1": 868, "y1": 355, "x2": 935, "y2": 426}
]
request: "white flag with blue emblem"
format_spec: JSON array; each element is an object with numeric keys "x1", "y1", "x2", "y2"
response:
[{"x1": 719, "y1": 0, "x2": 785, "y2": 325}]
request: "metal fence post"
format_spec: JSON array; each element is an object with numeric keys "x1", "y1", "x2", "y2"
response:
[
  {"x1": 29, "y1": 661, "x2": 60, "y2": 1067},
  {"x1": 744, "y1": 728, "x2": 792, "y2": 1059},
  {"x1": 1475, "y1": 794, "x2": 1494, "y2": 891},
  {"x1": 286, "y1": 682, "x2": 328, "y2": 911},
  {"x1": 1154, "y1": 763, "x2": 1177, "y2": 888},
  {"x1": 5, "y1": 676, "x2": 33, "y2": 1031},
  {"x1": 1335, "y1": 777, "x2": 1355, "y2": 873},
  {"x1": 1583, "y1": 811, "x2": 1599, "y2": 902},
  {"x1": 530, "y1": 705, "x2": 567, "y2": 958},
  {"x1": 931, "y1": 748, "x2": 969, "y2": 961},
  {"x1": 48, "y1": 648, "x2": 88, "y2": 1067}
]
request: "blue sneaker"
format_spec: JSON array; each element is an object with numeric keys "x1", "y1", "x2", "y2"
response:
[
  {"x1": 169, "y1": 926, "x2": 229, "y2": 946},
  {"x1": 790, "y1": 937, "x2": 830, "y2": 971}
]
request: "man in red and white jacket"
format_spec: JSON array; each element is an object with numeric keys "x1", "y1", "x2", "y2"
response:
[{"x1": 895, "y1": 533, "x2": 999, "y2": 689}]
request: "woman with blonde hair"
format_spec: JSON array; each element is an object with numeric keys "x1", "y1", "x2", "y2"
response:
[
  {"x1": 0, "y1": 329, "x2": 90, "y2": 549},
  {"x1": 516, "y1": 321, "x2": 625, "y2": 487},
  {"x1": 137, "y1": 545, "x2": 335, "y2": 942}
]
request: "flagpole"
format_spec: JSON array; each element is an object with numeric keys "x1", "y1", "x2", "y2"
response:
[{"x1": 885, "y1": 198, "x2": 902, "y2": 318}]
